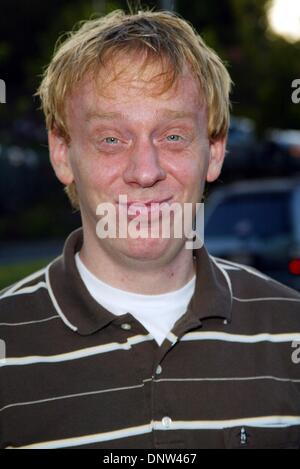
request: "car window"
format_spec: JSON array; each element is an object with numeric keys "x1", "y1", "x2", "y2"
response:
[{"x1": 205, "y1": 191, "x2": 292, "y2": 240}]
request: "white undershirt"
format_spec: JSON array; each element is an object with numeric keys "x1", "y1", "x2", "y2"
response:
[{"x1": 75, "y1": 253, "x2": 196, "y2": 346}]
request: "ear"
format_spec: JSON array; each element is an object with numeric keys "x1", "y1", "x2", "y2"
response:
[
  {"x1": 48, "y1": 129, "x2": 74, "y2": 185},
  {"x1": 206, "y1": 137, "x2": 227, "y2": 183}
]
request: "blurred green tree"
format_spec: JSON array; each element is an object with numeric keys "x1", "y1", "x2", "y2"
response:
[
  {"x1": 177, "y1": 0, "x2": 300, "y2": 133},
  {"x1": 1, "y1": 0, "x2": 299, "y2": 136}
]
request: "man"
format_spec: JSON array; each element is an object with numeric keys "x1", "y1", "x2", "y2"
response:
[{"x1": 0, "y1": 9, "x2": 300, "y2": 449}]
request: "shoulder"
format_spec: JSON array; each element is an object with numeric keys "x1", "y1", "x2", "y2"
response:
[
  {"x1": 0, "y1": 266, "x2": 48, "y2": 299},
  {"x1": 211, "y1": 255, "x2": 300, "y2": 310},
  {"x1": 0, "y1": 264, "x2": 52, "y2": 323},
  {"x1": 210, "y1": 256, "x2": 300, "y2": 337}
]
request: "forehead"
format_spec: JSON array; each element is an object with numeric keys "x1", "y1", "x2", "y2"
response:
[{"x1": 67, "y1": 52, "x2": 205, "y2": 122}]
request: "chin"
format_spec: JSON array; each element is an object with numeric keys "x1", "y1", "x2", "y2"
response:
[{"x1": 115, "y1": 237, "x2": 181, "y2": 262}]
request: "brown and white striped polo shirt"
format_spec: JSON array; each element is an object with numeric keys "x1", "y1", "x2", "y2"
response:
[{"x1": 1, "y1": 228, "x2": 300, "y2": 449}]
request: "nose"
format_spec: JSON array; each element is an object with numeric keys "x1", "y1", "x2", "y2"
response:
[{"x1": 123, "y1": 138, "x2": 166, "y2": 187}]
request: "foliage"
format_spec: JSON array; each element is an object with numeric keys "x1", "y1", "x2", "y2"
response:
[
  {"x1": 0, "y1": 259, "x2": 50, "y2": 290},
  {"x1": 0, "y1": 0, "x2": 299, "y2": 137}
]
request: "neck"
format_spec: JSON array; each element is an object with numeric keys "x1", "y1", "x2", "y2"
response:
[{"x1": 79, "y1": 229, "x2": 195, "y2": 295}]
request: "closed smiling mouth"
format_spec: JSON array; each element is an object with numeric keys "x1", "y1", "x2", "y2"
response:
[
  {"x1": 115, "y1": 196, "x2": 174, "y2": 218},
  {"x1": 116, "y1": 197, "x2": 173, "y2": 207}
]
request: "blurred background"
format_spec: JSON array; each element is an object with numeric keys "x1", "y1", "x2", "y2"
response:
[{"x1": 0, "y1": 0, "x2": 300, "y2": 290}]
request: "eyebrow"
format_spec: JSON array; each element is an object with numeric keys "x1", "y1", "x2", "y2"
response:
[
  {"x1": 160, "y1": 110, "x2": 196, "y2": 119},
  {"x1": 85, "y1": 109, "x2": 197, "y2": 123},
  {"x1": 85, "y1": 111, "x2": 122, "y2": 122}
]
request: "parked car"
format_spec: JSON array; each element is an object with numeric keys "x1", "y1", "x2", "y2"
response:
[{"x1": 204, "y1": 178, "x2": 300, "y2": 291}]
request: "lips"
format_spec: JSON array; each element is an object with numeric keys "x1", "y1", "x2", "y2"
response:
[
  {"x1": 117, "y1": 197, "x2": 173, "y2": 207},
  {"x1": 116, "y1": 197, "x2": 173, "y2": 218},
  {"x1": 129, "y1": 198, "x2": 172, "y2": 207}
]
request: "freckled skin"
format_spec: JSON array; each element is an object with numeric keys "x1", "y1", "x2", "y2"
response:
[{"x1": 48, "y1": 55, "x2": 226, "y2": 293}]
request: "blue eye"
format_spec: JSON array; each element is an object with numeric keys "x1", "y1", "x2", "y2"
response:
[
  {"x1": 166, "y1": 135, "x2": 182, "y2": 141},
  {"x1": 105, "y1": 137, "x2": 119, "y2": 144}
]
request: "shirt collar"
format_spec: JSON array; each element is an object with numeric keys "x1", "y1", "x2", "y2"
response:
[{"x1": 48, "y1": 228, "x2": 232, "y2": 335}]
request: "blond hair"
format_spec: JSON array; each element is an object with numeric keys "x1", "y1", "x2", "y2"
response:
[{"x1": 37, "y1": 9, "x2": 232, "y2": 209}]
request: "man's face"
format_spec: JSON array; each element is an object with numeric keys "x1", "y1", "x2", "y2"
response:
[{"x1": 49, "y1": 55, "x2": 226, "y2": 264}]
